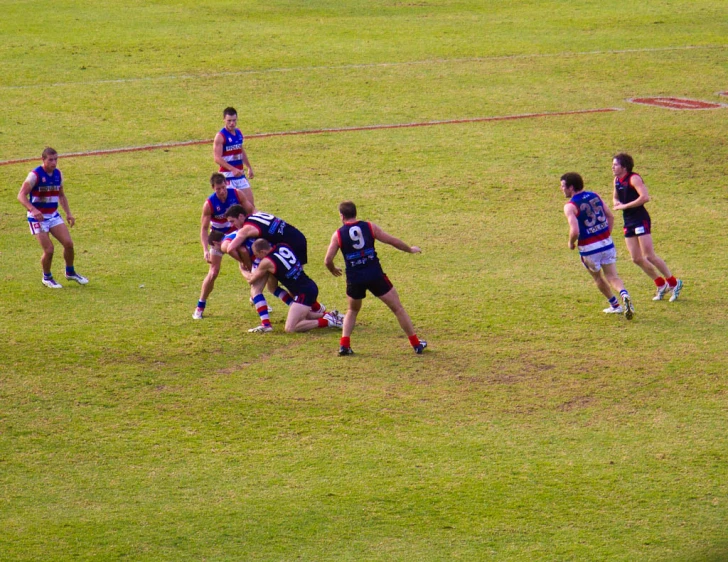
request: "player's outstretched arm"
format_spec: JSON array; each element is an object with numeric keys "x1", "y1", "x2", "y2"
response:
[
  {"x1": 324, "y1": 232, "x2": 343, "y2": 276},
  {"x1": 371, "y1": 223, "x2": 421, "y2": 254},
  {"x1": 200, "y1": 204, "x2": 213, "y2": 262}
]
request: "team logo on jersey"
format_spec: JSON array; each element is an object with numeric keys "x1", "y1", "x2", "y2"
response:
[{"x1": 42, "y1": 177, "x2": 46, "y2": 183}]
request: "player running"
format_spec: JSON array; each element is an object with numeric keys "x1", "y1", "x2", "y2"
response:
[
  {"x1": 612, "y1": 153, "x2": 683, "y2": 302},
  {"x1": 17, "y1": 147, "x2": 88, "y2": 288},
  {"x1": 241, "y1": 239, "x2": 343, "y2": 333},
  {"x1": 561, "y1": 172, "x2": 634, "y2": 319},
  {"x1": 324, "y1": 201, "x2": 427, "y2": 355}
]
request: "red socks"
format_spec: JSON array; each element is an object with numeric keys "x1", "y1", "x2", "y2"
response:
[
  {"x1": 340, "y1": 336, "x2": 351, "y2": 348},
  {"x1": 665, "y1": 276, "x2": 677, "y2": 287},
  {"x1": 408, "y1": 334, "x2": 421, "y2": 347}
]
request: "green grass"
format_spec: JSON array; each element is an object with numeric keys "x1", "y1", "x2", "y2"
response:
[{"x1": 1, "y1": 1, "x2": 728, "y2": 560}]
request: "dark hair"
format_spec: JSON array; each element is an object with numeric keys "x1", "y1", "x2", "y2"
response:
[
  {"x1": 613, "y1": 153, "x2": 634, "y2": 172},
  {"x1": 223, "y1": 107, "x2": 237, "y2": 118},
  {"x1": 560, "y1": 172, "x2": 584, "y2": 192},
  {"x1": 42, "y1": 147, "x2": 58, "y2": 159},
  {"x1": 252, "y1": 238, "x2": 271, "y2": 254},
  {"x1": 208, "y1": 230, "x2": 225, "y2": 244},
  {"x1": 210, "y1": 172, "x2": 226, "y2": 186},
  {"x1": 339, "y1": 201, "x2": 357, "y2": 220},
  {"x1": 224, "y1": 204, "x2": 246, "y2": 219}
]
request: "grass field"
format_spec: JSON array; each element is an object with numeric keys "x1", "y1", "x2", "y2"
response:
[{"x1": 1, "y1": 1, "x2": 728, "y2": 560}]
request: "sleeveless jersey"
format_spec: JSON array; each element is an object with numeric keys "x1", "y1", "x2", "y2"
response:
[
  {"x1": 218, "y1": 127, "x2": 244, "y2": 179},
  {"x1": 568, "y1": 191, "x2": 614, "y2": 256},
  {"x1": 336, "y1": 221, "x2": 384, "y2": 283},
  {"x1": 28, "y1": 166, "x2": 62, "y2": 219},
  {"x1": 265, "y1": 243, "x2": 316, "y2": 295},
  {"x1": 243, "y1": 212, "x2": 297, "y2": 245},
  {"x1": 614, "y1": 172, "x2": 650, "y2": 225},
  {"x1": 206, "y1": 188, "x2": 241, "y2": 233}
]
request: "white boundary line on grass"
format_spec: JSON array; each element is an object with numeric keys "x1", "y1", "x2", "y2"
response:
[
  {"x1": 0, "y1": 45, "x2": 721, "y2": 90},
  {"x1": 0, "y1": 107, "x2": 623, "y2": 167}
]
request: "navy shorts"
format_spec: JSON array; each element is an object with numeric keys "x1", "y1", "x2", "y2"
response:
[
  {"x1": 624, "y1": 218, "x2": 651, "y2": 238},
  {"x1": 346, "y1": 274, "x2": 394, "y2": 300},
  {"x1": 290, "y1": 280, "x2": 319, "y2": 307}
]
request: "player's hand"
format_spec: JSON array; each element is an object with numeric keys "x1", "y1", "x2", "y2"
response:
[
  {"x1": 31, "y1": 209, "x2": 44, "y2": 222},
  {"x1": 410, "y1": 246, "x2": 421, "y2": 254},
  {"x1": 330, "y1": 266, "x2": 342, "y2": 277},
  {"x1": 569, "y1": 241, "x2": 576, "y2": 250},
  {"x1": 67, "y1": 214, "x2": 75, "y2": 227},
  {"x1": 204, "y1": 250, "x2": 211, "y2": 263},
  {"x1": 247, "y1": 168, "x2": 255, "y2": 179},
  {"x1": 613, "y1": 203, "x2": 624, "y2": 211},
  {"x1": 233, "y1": 168, "x2": 244, "y2": 177}
]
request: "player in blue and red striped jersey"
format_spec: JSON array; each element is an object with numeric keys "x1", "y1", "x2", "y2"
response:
[
  {"x1": 561, "y1": 172, "x2": 634, "y2": 319},
  {"x1": 17, "y1": 147, "x2": 88, "y2": 288},
  {"x1": 192, "y1": 173, "x2": 254, "y2": 320},
  {"x1": 324, "y1": 201, "x2": 427, "y2": 355},
  {"x1": 241, "y1": 239, "x2": 342, "y2": 333},
  {"x1": 213, "y1": 107, "x2": 255, "y2": 208},
  {"x1": 611, "y1": 153, "x2": 683, "y2": 302}
]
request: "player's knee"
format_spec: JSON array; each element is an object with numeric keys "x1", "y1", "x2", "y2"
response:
[
  {"x1": 632, "y1": 255, "x2": 646, "y2": 266},
  {"x1": 284, "y1": 324, "x2": 297, "y2": 333}
]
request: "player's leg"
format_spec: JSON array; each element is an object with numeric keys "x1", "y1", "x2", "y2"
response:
[
  {"x1": 584, "y1": 258, "x2": 623, "y2": 315},
  {"x1": 194, "y1": 252, "x2": 222, "y2": 319},
  {"x1": 378, "y1": 286, "x2": 427, "y2": 353},
  {"x1": 625, "y1": 235, "x2": 662, "y2": 280},
  {"x1": 285, "y1": 303, "x2": 324, "y2": 332},
  {"x1": 248, "y1": 273, "x2": 273, "y2": 332},
  {"x1": 602, "y1": 263, "x2": 633, "y2": 319},
  {"x1": 637, "y1": 234, "x2": 682, "y2": 301},
  {"x1": 50, "y1": 222, "x2": 88, "y2": 284},
  {"x1": 34, "y1": 230, "x2": 60, "y2": 287},
  {"x1": 338, "y1": 296, "x2": 361, "y2": 356}
]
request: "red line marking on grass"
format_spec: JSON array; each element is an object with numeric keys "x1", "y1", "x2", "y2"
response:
[
  {"x1": 628, "y1": 97, "x2": 726, "y2": 110},
  {"x1": 0, "y1": 108, "x2": 621, "y2": 167}
]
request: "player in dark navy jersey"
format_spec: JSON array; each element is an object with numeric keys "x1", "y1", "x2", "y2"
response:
[
  {"x1": 241, "y1": 239, "x2": 343, "y2": 333},
  {"x1": 612, "y1": 153, "x2": 683, "y2": 302},
  {"x1": 325, "y1": 201, "x2": 427, "y2": 355},
  {"x1": 561, "y1": 173, "x2": 634, "y2": 318},
  {"x1": 192, "y1": 173, "x2": 254, "y2": 320},
  {"x1": 17, "y1": 147, "x2": 88, "y2": 288},
  {"x1": 213, "y1": 107, "x2": 255, "y2": 207}
]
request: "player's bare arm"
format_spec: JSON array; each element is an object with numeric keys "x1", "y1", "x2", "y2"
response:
[
  {"x1": 200, "y1": 203, "x2": 213, "y2": 262},
  {"x1": 372, "y1": 223, "x2": 421, "y2": 254},
  {"x1": 58, "y1": 185, "x2": 75, "y2": 227},
  {"x1": 225, "y1": 225, "x2": 257, "y2": 254},
  {"x1": 213, "y1": 133, "x2": 243, "y2": 177},
  {"x1": 613, "y1": 175, "x2": 650, "y2": 211},
  {"x1": 17, "y1": 180, "x2": 44, "y2": 222},
  {"x1": 564, "y1": 204, "x2": 579, "y2": 250},
  {"x1": 324, "y1": 232, "x2": 343, "y2": 277},
  {"x1": 235, "y1": 190, "x2": 256, "y2": 215},
  {"x1": 242, "y1": 257, "x2": 273, "y2": 285},
  {"x1": 241, "y1": 147, "x2": 254, "y2": 179}
]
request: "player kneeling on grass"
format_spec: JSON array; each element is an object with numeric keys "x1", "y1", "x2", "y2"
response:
[
  {"x1": 561, "y1": 172, "x2": 634, "y2": 319},
  {"x1": 324, "y1": 201, "x2": 427, "y2": 355},
  {"x1": 241, "y1": 238, "x2": 343, "y2": 333}
]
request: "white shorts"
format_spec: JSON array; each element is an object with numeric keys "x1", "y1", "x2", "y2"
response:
[
  {"x1": 28, "y1": 212, "x2": 64, "y2": 235},
  {"x1": 226, "y1": 176, "x2": 251, "y2": 190},
  {"x1": 580, "y1": 247, "x2": 617, "y2": 273}
]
